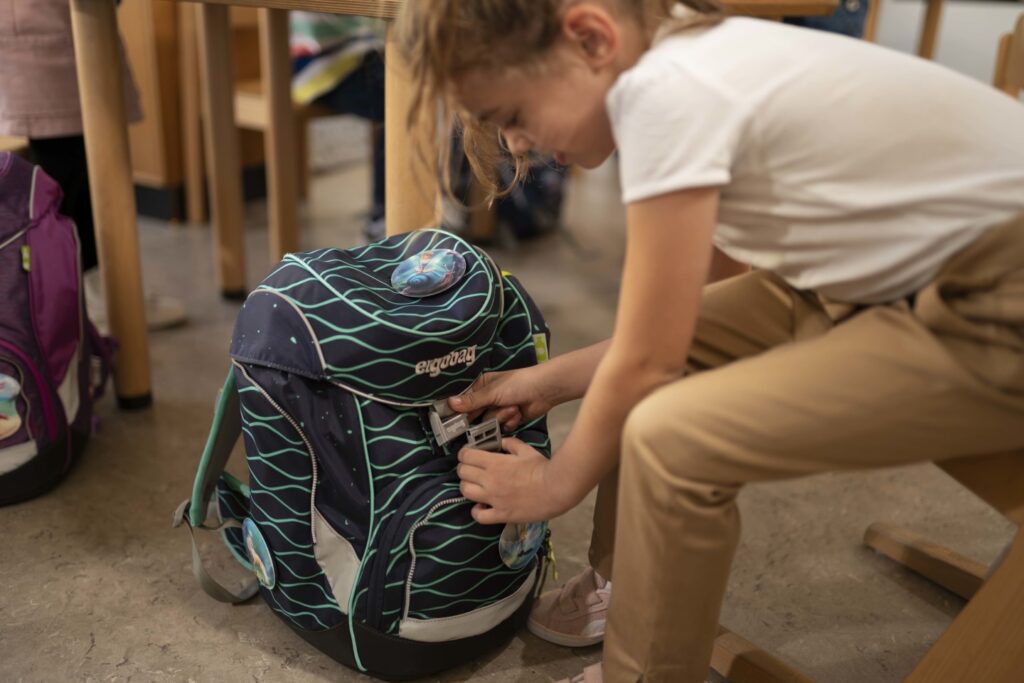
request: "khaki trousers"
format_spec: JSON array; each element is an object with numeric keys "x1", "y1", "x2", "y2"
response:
[{"x1": 590, "y1": 214, "x2": 1024, "y2": 683}]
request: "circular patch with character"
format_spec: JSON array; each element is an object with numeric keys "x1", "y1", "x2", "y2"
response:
[
  {"x1": 499, "y1": 521, "x2": 547, "y2": 570},
  {"x1": 0, "y1": 373, "x2": 23, "y2": 441},
  {"x1": 391, "y1": 249, "x2": 467, "y2": 298},
  {"x1": 242, "y1": 518, "x2": 276, "y2": 589}
]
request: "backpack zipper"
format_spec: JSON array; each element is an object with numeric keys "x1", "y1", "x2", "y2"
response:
[
  {"x1": 401, "y1": 496, "x2": 469, "y2": 621},
  {"x1": 364, "y1": 469, "x2": 455, "y2": 629}
]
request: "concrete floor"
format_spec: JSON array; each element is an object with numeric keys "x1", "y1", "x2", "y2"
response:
[{"x1": 0, "y1": 159, "x2": 1015, "y2": 683}]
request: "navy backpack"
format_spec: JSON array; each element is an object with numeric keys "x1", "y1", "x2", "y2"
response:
[
  {"x1": 0, "y1": 152, "x2": 112, "y2": 506},
  {"x1": 176, "y1": 229, "x2": 553, "y2": 680}
]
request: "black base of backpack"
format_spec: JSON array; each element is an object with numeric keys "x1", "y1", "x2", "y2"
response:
[
  {"x1": 274, "y1": 585, "x2": 536, "y2": 681},
  {"x1": 0, "y1": 429, "x2": 88, "y2": 507}
]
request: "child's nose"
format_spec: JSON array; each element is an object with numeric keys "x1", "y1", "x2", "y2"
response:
[{"x1": 503, "y1": 130, "x2": 532, "y2": 157}]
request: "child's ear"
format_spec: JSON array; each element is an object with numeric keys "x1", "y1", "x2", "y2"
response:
[{"x1": 561, "y1": 4, "x2": 619, "y2": 67}]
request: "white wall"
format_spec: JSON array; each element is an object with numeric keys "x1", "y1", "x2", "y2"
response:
[{"x1": 874, "y1": 0, "x2": 1023, "y2": 84}]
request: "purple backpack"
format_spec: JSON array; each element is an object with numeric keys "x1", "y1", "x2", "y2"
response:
[{"x1": 0, "y1": 152, "x2": 112, "y2": 506}]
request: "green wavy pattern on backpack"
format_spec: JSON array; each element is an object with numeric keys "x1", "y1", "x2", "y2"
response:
[
  {"x1": 240, "y1": 383, "x2": 343, "y2": 630},
  {"x1": 407, "y1": 575, "x2": 525, "y2": 617}
]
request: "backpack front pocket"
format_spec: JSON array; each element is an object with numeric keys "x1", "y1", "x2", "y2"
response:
[{"x1": 391, "y1": 494, "x2": 537, "y2": 642}]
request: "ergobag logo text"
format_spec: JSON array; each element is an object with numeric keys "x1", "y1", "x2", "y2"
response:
[{"x1": 415, "y1": 345, "x2": 477, "y2": 377}]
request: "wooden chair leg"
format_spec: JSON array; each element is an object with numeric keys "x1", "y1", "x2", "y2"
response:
[
  {"x1": 917, "y1": 0, "x2": 944, "y2": 59},
  {"x1": 196, "y1": 3, "x2": 247, "y2": 298},
  {"x1": 905, "y1": 528, "x2": 1024, "y2": 682},
  {"x1": 258, "y1": 8, "x2": 300, "y2": 261},
  {"x1": 863, "y1": 0, "x2": 881, "y2": 42},
  {"x1": 712, "y1": 626, "x2": 815, "y2": 683},
  {"x1": 467, "y1": 175, "x2": 498, "y2": 244},
  {"x1": 993, "y1": 34, "x2": 1013, "y2": 94},
  {"x1": 384, "y1": 23, "x2": 438, "y2": 236},
  {"x1": 863, "y1": 522, "x2": 987, "y2": 600},
  {"x1": 178, "y1": 3, "x2": 206, "y2": 225}
]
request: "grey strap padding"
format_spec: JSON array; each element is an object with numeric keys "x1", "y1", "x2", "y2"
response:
[
  {"x1": 172, "y1": 369, "x2": 259, "y2": 604},
  {"x1": 185, "y1": 519, "x2": 259, "y2": 604}
]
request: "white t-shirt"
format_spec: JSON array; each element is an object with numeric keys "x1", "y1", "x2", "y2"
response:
[{"x1": 607, "y1": 18, "x2": 1024, "y2": 303}]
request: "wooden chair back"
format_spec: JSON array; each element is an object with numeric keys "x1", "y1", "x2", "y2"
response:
[{"x1": 993, "y1": 13, "x2": 1024, "y2": 98}]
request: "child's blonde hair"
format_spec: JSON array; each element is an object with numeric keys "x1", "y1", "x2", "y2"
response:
[{"x1": 396, "y1": 0, "x2": 724, "y2": 199}]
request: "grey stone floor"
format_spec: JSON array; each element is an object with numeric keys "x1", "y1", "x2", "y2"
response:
[{"x1": 0, "y1": 161, "x2": 1014, "y2": 683}]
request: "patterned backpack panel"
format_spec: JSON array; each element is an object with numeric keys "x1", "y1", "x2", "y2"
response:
[{"x1": 179, "y1": 230, "x2": 552, "y2": 681}]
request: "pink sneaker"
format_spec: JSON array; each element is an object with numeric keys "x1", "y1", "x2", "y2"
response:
[
  {"x1": 528, "y1": 567, "x2": 611, "y2": 647},
  {"x1": 555, "y1": 663, "x2": 603, "y2": 683}
]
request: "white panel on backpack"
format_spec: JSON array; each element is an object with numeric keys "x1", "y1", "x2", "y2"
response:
[
  {"x1": 398, "y1": 570, "x2": 535, "y2": 643},
  {"x1": 313, "y1": 508, "x2": 360, "y2": 610},
  {"x1": 56, "y1": 342, "x2": 81, "y2": 426}
]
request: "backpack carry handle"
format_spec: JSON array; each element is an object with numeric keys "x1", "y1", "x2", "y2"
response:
[{"x1": 172, "y1": 369, "x2": 258, "y2": 604}]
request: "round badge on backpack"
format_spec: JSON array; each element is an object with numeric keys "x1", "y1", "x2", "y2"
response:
[
  {"x1": 391, "y1": 249, "x2": 467, "y2": 297},
  {"x1": 242, "y1": 518, "x2": 276, "y2": 589},
  {"x1": 0, "y1": 374, "x2": 22, "y2": 441},
  {"x1": 499, "y1": 521, "x2": 546, "y2": 570}
]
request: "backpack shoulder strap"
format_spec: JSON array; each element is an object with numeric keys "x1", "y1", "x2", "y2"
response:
[{"x1": 172, "y1": 368, "x2": 258, "y2": 603}]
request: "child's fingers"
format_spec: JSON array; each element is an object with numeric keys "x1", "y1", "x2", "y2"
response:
[
  {"x1": 458, "y1": 446, "x2": 497, "y2": 467},
  {"x1": 456, "y1": 461, "x2": 486, "y2": 484},
  {"x1": 449, "y1": 375, "x2": 493, "y2": 415},
  {"x1": 471, "y1": 503, "x2": 503, "y2": 526},
  {"x1": 482, "y1": 406, "x2": 522, "y2": 430},
  {"x1": 501, "y1": 437, "x2": 535, "y2": 457},
  {"x1": 459, "y1": 481, "x2": 488, "y2": 504}
]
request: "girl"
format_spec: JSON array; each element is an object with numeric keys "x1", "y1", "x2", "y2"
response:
[{"x1": 396, "y1": 2, "x2": 1024, "y2": 681}]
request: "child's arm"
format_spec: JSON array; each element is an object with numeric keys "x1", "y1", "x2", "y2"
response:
[{"x1": 458, "y1": 186, "x2": 719, "y2": 523}]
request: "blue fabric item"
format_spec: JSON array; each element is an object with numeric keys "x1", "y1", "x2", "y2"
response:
[
  {"x1": 785, "y1": 0, "x2": 869, "y2": 38},
  {"x1": 311, "y1": 51, "x2": 386, "y2": 220}
]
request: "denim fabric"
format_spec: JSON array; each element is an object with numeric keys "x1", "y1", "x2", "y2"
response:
[
  {"x1": 785, "y1": 0, "x2": 869, "y2": 38},
  {"x1": 313, "y1": 51, "x2": 386, "y2": 219}
]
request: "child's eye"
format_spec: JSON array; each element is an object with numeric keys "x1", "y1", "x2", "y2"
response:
[{"x1": 504, "y1": 112, "x2": 520, "y2": 129}]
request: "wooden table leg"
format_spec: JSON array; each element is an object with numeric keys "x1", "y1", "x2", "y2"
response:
[
  {"x1": 917, "y1": 0, "x2": 943, "y2": 59},
  {"x1": 69, "y1": 0, "x2": 152, "y2": 409},
  {"x1": 196, "y1": 3, "x2": 247, "y2": 299},
  {"x1": 258, "y1": 8, "x2": 300, "y2": 261},
  {"x1": 178, "y1": 3, "x2": 206, "y2": 225},
  {"x1": 384, "y1": 23, "x2": 438, "y2": 237}
]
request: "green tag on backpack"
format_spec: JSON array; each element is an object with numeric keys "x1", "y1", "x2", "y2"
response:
[
  {"x1": 20, "y1": 245, "x2": 30, "y2": 272},
  {"x1": 533, "y1": 333, "x2": 549, "y2": 363}
]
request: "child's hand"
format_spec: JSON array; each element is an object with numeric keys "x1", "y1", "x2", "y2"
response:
[
  {"x1": 457, "y1": 438, "x2": 573, "y2": 524},
  {"x1": 449, "y1": 367, "x2": 559, "y2": 431}
]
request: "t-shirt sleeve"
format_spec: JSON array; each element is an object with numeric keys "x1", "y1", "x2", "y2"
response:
[{"x1": 607, "y1": 59, "x2": 753, "y2": 204}]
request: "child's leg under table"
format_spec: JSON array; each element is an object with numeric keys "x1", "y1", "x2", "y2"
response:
[{"x1": 601, "y1": 215, "x2": 1024, "y2": 683}]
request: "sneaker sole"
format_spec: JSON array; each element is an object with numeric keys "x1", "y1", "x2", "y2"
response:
[{"x1": 526, "y1": 617, "x2": 605, "y2": 648}]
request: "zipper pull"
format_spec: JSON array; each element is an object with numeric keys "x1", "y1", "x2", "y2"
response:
[
  {"x1": 20, "y1": 245, "x2": 30, "y2": 272},
  {"x1": 535, "y1": 531, "x2": 559, "y2": 597}
]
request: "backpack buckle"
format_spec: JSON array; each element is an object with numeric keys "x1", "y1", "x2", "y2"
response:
[
  {"x1": 429, "y1": 399, "x2": 470, "y2": 446},
  {"x1": 466, "y1": 419, "x2": 502, "y2": 452}
]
